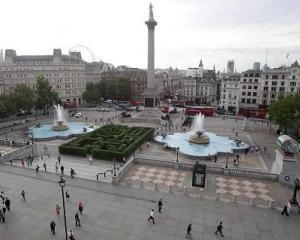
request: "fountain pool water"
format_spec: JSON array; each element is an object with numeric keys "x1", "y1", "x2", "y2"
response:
[
  {"x1": 28, "y1": 105, "x2": 97, "y2": 140},
  {"x1": 154, "y1": 114, "x2": 249, "y2": 158}
]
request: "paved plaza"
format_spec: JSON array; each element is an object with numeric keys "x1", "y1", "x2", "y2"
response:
[
  {"x1": 0, "y1": 110, "x2": 299, "y2": 239},
  {"x1": 0, "y1": 164, "x2": 300, "y2": 240}
]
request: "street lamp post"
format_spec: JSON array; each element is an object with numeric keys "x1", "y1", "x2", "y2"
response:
[
  {"x1": 225, "y1": 156, "x2": 229, "y2": 169},
  {"x1": 113, "y1": 159, "x2": 116, "y2": 176},
  {"x1": 30, "y1": 132, "x2": 34, "y2": 160},
  {"x1": 58, "y1": 177, "x2": 68, "y2": 240},
  {"x1": 176, "y1": 147, "x2": 180, "y2": 163}
]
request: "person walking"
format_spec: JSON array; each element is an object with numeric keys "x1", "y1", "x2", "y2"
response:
[
  {"x1": 21, "y1": 159, "x2": 25, "y2": 167},
  {"x1": 89, "y1": 157, "x2": 93, "y2": 166},
  {"x1": 158, "y1": 199, "x2": 163, "y2": 213},
  {"x1": 68, "y1": 230, "x2": 75, "y2": 240},
  {"x1": 58, "y1": 155, "x2": 61, "y2": 164},
  {"x1": 4, "y1": 198, "x2": 10, "y2": 211},
  {"x1": 78, "y1": 202, "x2": 83, "y2": 215},
  {"x1": 50, "y1": 220, "x2": 56, "y2": 235},
  {"x1": 61, "y1": 165, "x2": 64, "y2": 175},
  {"x1": 55, "y1": 162, "x2": 59, "y2": 173},
  {"x1": 75, "y1": 211, "x2": 81, "y2": 226},
  {"x1": 0, "y1": 209, "x2": 5, "y2": 223},
  {"x1": 35, "y1": 164, "x2": 40, "y2": 174},
  {"x1": 215, "y1": 222, "x2": 224, "y2": 237},
  {"x1": 21, "y1": 190, "x2": 26, "y2": 201},
  {"x1": 56, "y1": 204, "x2": 60, "y2": 215},
  {"x1": 1, "y1": 202, "x2": 6, "y2": 215},
  {"x1": 147, "y1": 209, "x2": 155, "y2": 224},
  {"x1": 70, "y1": 168, "x2": 75, "y2": 178},
  {"x1": 66, "y1": 191, "x2": 70, "y2": 200},
  {"x1": 186, "y1": 223, "x2": 192, "y2": 238},
  {"x1": 214, "y1": 155, "x2": 217, "y2": 163},
  {"x1": 281, "y1": 202, "x2": 290, "y2": 216},
  {"x1": 43, "y1": 162, "x2": 47, "y2": 171}
]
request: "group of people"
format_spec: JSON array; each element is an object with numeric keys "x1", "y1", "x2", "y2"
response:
[
  {"x1": 50, "y1": 188, "x2": 83, "y2": 240},
  {"x1": 146, "y1": 198, "x2": 224, "y2": 239},
  {"x1": 0, "y1": 191, "x2": 11, "y2": 223}
]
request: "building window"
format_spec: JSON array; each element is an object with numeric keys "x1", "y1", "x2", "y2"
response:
[
  {"x1": 243, "y1": 79, "x2": 247, "y2": 82},
  {"x1": 271, "y1": 94, "x2": 275, "y2": 98},
  {"x1": 253, "y1": 92, "x2": 257, "y2": 96},
  {"x1": 290, "y1": 82, "x2": 296, "y2": 86},
  {"x1": 255, "y1": 73, "x2": 260, "y2": 77},
  {"x1": 249, "y1": 79, "x2": 253, "y2": 82},
  {"x1": 246, "y1": 99, "x2": 251, "y2": 103},
  {"x1": 241, "y1": 98, "x2": 245, "y2": 103},
  {"x1": 292, "y1": 75, "x2": 295, "y2": 80},
  {"x1": 282, "y1": 75, "x2": 285, "y2": 79},
  {"x1": 242, "y1": 86, "x2": 246, "y2": 89},
  {"x1": 265, "y1": 81, "x2": 268, "y2": 86},
  {"x1": 254, "y1": 86, "x2": 258, "y2": 89},
  {"x1": 272, "y1": 75, "x2": 278, "y2": 79},
  {"x1": 242, "y1": 92, "x2": 246, "y2": 96},
  {"x1": 252, "y1": 99, "x2": 256, "y2": 104},
  {"x1": 271, "y1": 87, "x2": 276, "y2": 91},
  {"x1": 263, "y1": 93, "x2": 267, "y2": 98},
  {"x1": 263, "y1": 87, "x2": 268, "y2": 91},
  {"x1": 247, "y1": 92, "x2": 251, "y2": 96},
  {"x1": 279, "y1": 87, "x2": 285, "y2": 92},
  {"x1": 271, "y1": 81, "x2": 277, "y2": 86},
  {"x1": 254, "y1": 79, "x2": 258, "y2": 82},
  {"x1": 291, "y1": 87, "x2": 294, "y2": 92},
  {"x1": 281, "y1": 82, "x2": 284, "y2": 86},
  {"x1": 248, "y1": 86, "x2": 252, "y2": 89}
]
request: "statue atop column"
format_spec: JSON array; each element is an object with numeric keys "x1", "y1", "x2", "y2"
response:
[{"x1": 149, "y1": 3, "x2": 154, "y2": 20}]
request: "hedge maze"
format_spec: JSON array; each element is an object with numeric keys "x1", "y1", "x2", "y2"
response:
[{"x1": 59, "y1": 124, "x2": 155, "y2": 161}]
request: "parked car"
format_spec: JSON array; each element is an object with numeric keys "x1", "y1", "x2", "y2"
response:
[
  {"x1": 75, "y1": 112, "x2": 82, "y2": 118},
  {"x1": 121, "y1": 112, "x2": 131, "y2": 118}
]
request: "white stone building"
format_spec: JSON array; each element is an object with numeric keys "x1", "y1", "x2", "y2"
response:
[
  {"x1": 219, "y1": 74, "x2": 240, "y2": 112},
  {"x1": 260, "y1": 61, "x2": 300, "y2": 105},
  {"x1": 1, "y1": 49, "x2": 113, "y2": 105},
  {"x1": 186, "y1": 60, "x2": 203, "y2": 78}
]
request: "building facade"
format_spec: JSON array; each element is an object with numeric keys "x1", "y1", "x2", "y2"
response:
[
  {"x1": 260, "y1": 62, "x2": 300, "y2": 106},
  {"x1": 227, "y1": 60, "x2": 235, "y2": 74},
  {"x1": 219, "y1": 74, "x2": 240, "y2": 112},
  {"x1": 1, "y1": 49, "x2": 114, "y2": 105}
]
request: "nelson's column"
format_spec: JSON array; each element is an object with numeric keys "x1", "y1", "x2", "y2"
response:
[{"x1": 143, "y1": 3, "x2": 158, "y2": 107}]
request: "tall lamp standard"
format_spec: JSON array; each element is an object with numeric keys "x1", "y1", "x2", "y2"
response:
[
  {"x1": 30, "y1": 132, "x2": 34, "y2": 159},
  {"x1": 58, "y1": 177, "x2": 68, "y2": 240},
  {"x1": 176, "y1": 147, "x2": 180, "y2": 163}
]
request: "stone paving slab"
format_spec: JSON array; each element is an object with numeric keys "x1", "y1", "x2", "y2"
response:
[{"x1": 120, "y1": 163, "x2": 293, "y2": 208}]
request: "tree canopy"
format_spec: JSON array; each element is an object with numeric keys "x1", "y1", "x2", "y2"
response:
[
  {"x1": 12, "y1": 84, "x2": 36, "y2": 115},
  {"x1": 35, "y1": 76, "x2": 58, "y2": 113},
  {"x1": 268, "y1": 94, "x2": 300, "y2": 136}
]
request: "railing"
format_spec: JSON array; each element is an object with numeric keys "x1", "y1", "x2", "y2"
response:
[{"x1": 96, "y1": 162, "x2": 124, "y2": 181}]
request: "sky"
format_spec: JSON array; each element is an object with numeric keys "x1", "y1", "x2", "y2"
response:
[{"x1": 1, "y1": 0, "x2": 300, "y2": 72}]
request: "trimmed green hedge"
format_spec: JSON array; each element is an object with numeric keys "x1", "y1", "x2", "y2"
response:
[{"x1": 59, "y1": 124, "x2": 154, "y2": 161}]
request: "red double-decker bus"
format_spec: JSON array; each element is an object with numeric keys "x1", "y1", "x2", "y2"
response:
[{"x1": 185, "y1": 106, "x2": 214, "y2": 116}]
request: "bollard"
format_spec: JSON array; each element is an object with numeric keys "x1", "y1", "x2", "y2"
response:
[
  {"x1": 232, "y1": 195, "x2": 237, "y2": 203},
  {"x1": 184, "y1": 186, "x2": 188, "y2": 195},
  {"x1": 140, "y1": 181, "x2": 144, "y2": 189},
  {"x1": 96, "y1": 175, "x2": 99, "y2": 181},
  {"x1": 169, "y1": 185, "x2": 173, "y2": 194},
  {"x1": 215, "y1": 192, "x2": 220, "y2": 201},
  {"x1": 154, "y1": 183, "x2": 159, "y2": 191},
  {"x1": 250, "y1": 197, "x2": 256, "y2": 206},
  {"x1": 268, "y1": 199, "x2": 275, "y2": 209},
  {"x1": 104, "y1": 172, "x2": 106, "y2": 178}
]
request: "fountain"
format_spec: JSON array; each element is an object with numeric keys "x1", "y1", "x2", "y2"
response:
[
  {"x1": 188, "y1": 113, "x2": 209, "y2": 144},
  {"x1": 51, "y1": 105, "x2": 69, "y2": 131},
  {"x1": 154, "y1": 113, "x2": 249, "y2": 158},
  {"x1": 28, "y1": 105, "x2": 97, "y2": 141}
]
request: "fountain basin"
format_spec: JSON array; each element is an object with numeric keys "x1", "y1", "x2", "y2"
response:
[
  {"x1": 28, "y1": 122, "x2": 97, "y2": 141},
  {"x1": 154, "y1": 131, "x2": 249, "y2": 158}
]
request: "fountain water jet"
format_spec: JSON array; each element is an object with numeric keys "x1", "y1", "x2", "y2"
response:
[
  {"x1": 188, "y1": 113, "x2": 209, "y2": 144},
  {"x1": 52, "y1": 105, "x2": 69, "y2": 131}
]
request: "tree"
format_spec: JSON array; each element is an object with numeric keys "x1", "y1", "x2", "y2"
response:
[
  {"x1": 268, "y1": 94, "x2": 300, "y2": 135},
  {"x1": 12, "y1": 84, "x2": 36, "y2": 118},
  {"x1": 35, "y1": 76, "x2": 58, "y2": 114},
  {"x1": 82, "y1": 83, "x2": 100, "y2": 106},
  {"x1": 0, "y1": 94, "x2": 17, "y2": 119},
  {"x1": 117, "y1": 78, "x2": 131, "y2": 100}
]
